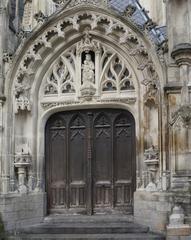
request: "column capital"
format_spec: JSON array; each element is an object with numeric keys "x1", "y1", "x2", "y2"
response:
[{"x1": 171, "y1": 43, "x2": 191, "y2": 66}]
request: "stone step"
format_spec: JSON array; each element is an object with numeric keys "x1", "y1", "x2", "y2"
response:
[
  {"x1": 14, "y1": 222, "x2": 149, "y2": 235},
  {"x1": 43, "y1": 215, "x2": 134, "y2": 224},
  {"x1": 8, "y1": 216, "x2": 166, "y2": 240},
  {"x1": 10, "y1": 233, "x2": 165, "y2": 240}
]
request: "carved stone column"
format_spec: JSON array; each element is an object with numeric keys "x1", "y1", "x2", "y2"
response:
[
  {"x1": 170, "y1": 43, "x2": 191, "y2": 190},
  {"x1": 167, "y1": 0, "x2": 191, "y2": 55},
  {"x1": 144, "y1": 146, "x2": 159, "y2": 192},
  {"x1": 0, "y1": 1, "x2": 8, "y2": 96},
  {"x1": 14, "y1": 152, "x2": 31, "y2": 194},
  {"x1": 0, "y1": 99, "x2": 6, "y2": 193},
  {"x1": 0, "y1": 3, "x2": 7, "y2": 193}
]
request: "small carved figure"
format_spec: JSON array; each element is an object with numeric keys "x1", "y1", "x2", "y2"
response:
[
  {"x1": 14, "y1": 81, "x2": 31, "y2": 112},
  {"x1": 144, "y1": 83, "x2": 158, "y2": 106},
  {"x1": 14, "y1": 81, "x2": 30, "y2": 98},
  {"x1": 82, "y1": 53, "x2": 95, "y2": 85}
]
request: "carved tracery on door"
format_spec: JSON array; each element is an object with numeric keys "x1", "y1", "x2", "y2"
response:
[{"x1": 46, "y1": 109, "x2": 136, "y2": 215}]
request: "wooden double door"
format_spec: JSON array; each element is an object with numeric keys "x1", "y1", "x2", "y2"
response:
[{"x1": 45, "y1": 109, "x2": 136, "y2": 215}]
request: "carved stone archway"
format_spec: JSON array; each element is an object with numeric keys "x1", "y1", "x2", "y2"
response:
[{"x1": 2, "y1": 3, "x2": 165, "y2": 209}]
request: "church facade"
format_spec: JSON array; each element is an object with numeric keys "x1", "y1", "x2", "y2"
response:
[{"x1": 0, "y1": 0, "x2": 191, "y2": 238}]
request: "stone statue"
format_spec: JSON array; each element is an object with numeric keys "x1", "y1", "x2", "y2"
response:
[
  {"x1": 82, "y1": 53, "x2": 95, "y2": 85},
  {"x1": 14, "y1": 81, "x2": 31, "y2": 112}
]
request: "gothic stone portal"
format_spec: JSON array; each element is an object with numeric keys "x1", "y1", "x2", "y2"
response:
[{"x1": 45, "y1": 109, "x2": 136, "y2": 215}]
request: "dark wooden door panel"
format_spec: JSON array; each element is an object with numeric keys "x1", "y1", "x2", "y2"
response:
[
  {"x1": 46, "y1": 117, "x2": 67, "y2": 211},
  {"x1": 69, "y1": 114, "x2": 87, "y2": 209},
  {"x1": 93, "y1": 113, "x2": 112, "y2": 210},
  {"x1": 46, "y1": 109, "x2": 135, "y2": 215}
]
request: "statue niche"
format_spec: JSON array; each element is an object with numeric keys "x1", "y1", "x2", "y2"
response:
[{"x1": 80, "y1": 51, "x2": 96, "y2": 100}]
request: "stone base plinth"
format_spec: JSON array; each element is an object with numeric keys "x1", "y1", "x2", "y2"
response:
[
  {"x1": 0, "y1": 192, "x2": 46, "y2": 231},
  {"x1": 134, "y1": 190, "x2": 173, "y2": 233},
  {"x1": 167, "y1": 225, "x2": 191, "y2": 236}
]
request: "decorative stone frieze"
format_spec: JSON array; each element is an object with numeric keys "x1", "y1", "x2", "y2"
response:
[
  {"x1": 41, "y1": 100, "x2": 80, "y2": 110},
  {"x1": 53, "y1": 0, "x2": 108, "y2": 8}
]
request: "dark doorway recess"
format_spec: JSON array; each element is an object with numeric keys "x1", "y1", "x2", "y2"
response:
[{"x1": 45, "y1": 109, "x2": 136, "y2": 215}]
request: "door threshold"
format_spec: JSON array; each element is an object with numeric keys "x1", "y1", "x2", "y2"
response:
[{"x1": 44, "y1": 214, "x2": 134, "y2": 224}]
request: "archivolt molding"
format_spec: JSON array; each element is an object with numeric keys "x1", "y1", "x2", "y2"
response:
[{"x1": 8, "y1": 7, "x2": 162, "y2": 113}]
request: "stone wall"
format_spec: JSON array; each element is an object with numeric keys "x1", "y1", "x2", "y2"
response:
[
  {"x1": 0, "y1": 193, "x2": 46, "y2": 231},
  {"x1": 139, "y1": 0, "x2": 166, "y2": 26},
  {"x1": 134, "y1": 191, "x2": 173, "y2": 233}
]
